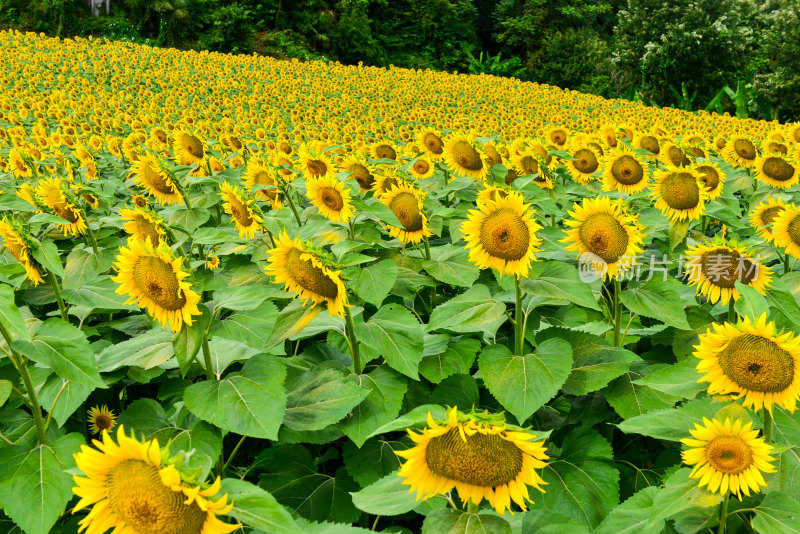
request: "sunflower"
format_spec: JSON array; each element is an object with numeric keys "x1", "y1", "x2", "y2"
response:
[
  {"x1": 298, "y1": 144, "x2": 335, "y2": 180},
  {"x1": 544, "y1": 125, "x2": 569, "y2": 147},
  {"x1": 772, "y1": 204, "x2": 800, "y2": 260},
  {"x1": 129, "y1": 155, "x2": 182, "y2": 206},
  {"x1": 462, "y1": 193, "x2": 542, "y2": 277},
  {"x1": 694, "y1": 313, "x2": 800, "y2": 413},
  {"x1": 35, "y1": 177, "x2": 88, "y2": 236},
  {"x1": 754, "y1": 153, "x2": 798, "y2": 189},
  {"x1": 481, "y1": 143, "x2": 504, "y2": 167},
  {"x1": 206, "y1": 255, "x2": 220, "y2": 271},
  {"x1": 660, "y1": 142, "x2": 691, "y2": 167},
  {"x1": 408, "y1": 156, "x2": 435, "y2": 180},
  {"x1": 371, "y1": 141, "x2": 398, "y2": 161},
  {"x1": 131, "y1": 194, "x2": 149, "y2": 208},
  {"x1": 749, "y1": 197, "x2": 786, "y2": 244},
  {"x1": 219, "y1": 182, "x2": 262, "y2": 239},
  {"x1": 442, "y1": 134, "x2": 487, "y2": 181},
  {"x1": 72, "y1": 426, "x2": 239, "y2": 534},
  {"x1": 694, "y1": 162, "x2": 725, "y2": 201},
  {"x1": 722, "y1": 136, "x2": 759, "y2": 169},
  {"x1": 395, "y1": 407, "x2": 548, "y2": 515},
  {"x1": 652, "y1": 168, "x2": 707, "y2": 222},
  {"x1": 243, "y1": 160, "x2": 282, "y2": 209},
  {"x1": 173, "y1": 129, "x2": 206, "y2": 166},
  {"x1": 599, "y1": 124, "x2": 619, "y2": 148},
  {"x1": 271, "y1": 151, "x2": 296, "y2": 181},
  {"x1": 417, "y1": 128, "x2": 445, "y2": 161},
  {"x1": 372, "y1": 172, "x2": 402, "y2": 196},
  {"x1": 565, "y1": 145, "x2": 601, "y2": 184},
  {"x1": 601, "y1": 146, "x2": 649, "y2": 194},
  {"x1": 476, "y1": 185, "x2": 510, "y2": 206},
  {"x1": 87, "y1": 405, "x2": 117, "y2": 435},
  {"x1": 631, "y1": 132, "x2": 661, "y2": 158},
  {"x1": 82, "y1": 192, "x2": 100, "y2": 210},
  {"x1": 0, "y1": 217, "x2": 43, "y2": 285},
  {"x1": 338, "y1": 154, "x2": 376, "y2": 191},
  {"x1": 380, "y1": 183, "x2": 432, "y2": 244},
  {"x1": 305, "y1": 175, "x2": 353, "y2": 223},
  {"x1": 119, "y1": 207, "x2": 166, "y2": 246},
  {"x1": 562, "y1": 196, "x2": 644, "y2": 280},
  {"x1": 681, "y1": 417, "x2": 775, "y2": 498},
  {"x1": 509, "y1": 151, "x2": 541, "y2": 178},
  {"x1": 684, "y1": 239, "x2": 772, "y2": 306},
  {"x1": 112, "y1": 237, "x2": 202, "y2": 332},
  {"x1": 265, "y1": 232, "x2": 347, "y2": 318},
  {"x1": 789, "y1": 123, "x2": 800, "y2": 145},
  {"x1": 7, "y1": 147, "x2": 33, "y2": 178}
]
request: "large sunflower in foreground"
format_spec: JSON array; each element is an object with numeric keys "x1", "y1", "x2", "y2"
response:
[
  {"x1": 562, "y1": 196, "x2": 644, "y2": 280},
  {"x1": 601, "y1": 147, "x2": 649, "y2": 195},
  {"x1": 442, "y1": 134, "x2": 488, "y2": 181},
  {"x1": 681, "y1": 417, "x2": 775, "y2": 498},
  {"x1": 380, "y1": 183, "x2": 432, "y2": 244},
  {"x1": 772, "y1": 204, "x2": 800, "y2": 260},
  {"x1": 173, "y1": 129, "x2": 206, "y2": 166},
  {"x1": 129, "y1": 155, "x2": 182, "y2": 206},
  {"x1": 652, "y1": 168, "x2": 707, "y2": 222},
  {"x1": 265, "y1": 232, "x2": 347, "y2": 317},
  {"x1": 72, "y1": 426, "x2": 239, "y2": 534},
  {"x1": 396, "y1": 407, "x2": 548, "y2": 515},
  {"x1": 119, "y1": 206, "x2": 166, "y2": 246},
  {"x1": 694, "y1": 313, "x2": 800, "y2": 413},
  {"x1": 306, "y1": 175, "x2": 355, "y2": 224},
  {"x1": 112, "y1": 237, "x2": 202, "y2": 332},
  {"x1": 749, "y1": 197, "x2": 787, "y2": 244},
  {"x1": 754, "y1": 153, "x2": 798, "y2": 189},
  {"x1": 684, "y1": 239, "x2": 772, "y2": 306},
  {"x1": 0, "y1": 217, "x2": 43, "y2": 285},
  {"x1": 219, "y1": 182, "x2": 262, "y2": 239},
  {"x1": 462, "y1": 192, "x2": 542, "y2": 277}
]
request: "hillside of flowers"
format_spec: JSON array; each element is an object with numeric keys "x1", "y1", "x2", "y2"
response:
[{"x1": 2, "y1": 29, "x2": 800, "y2": 533}]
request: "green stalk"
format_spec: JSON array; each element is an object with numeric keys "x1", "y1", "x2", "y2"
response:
[
  {"x1": 220, "y1": 435, "x2": 246, "y2": 475},
  {"x1": 0, "y1": 321, "x2": 47, "y2": 445},
  {"x1": 423, "y1": 237, "x2": 436, "y2": 309},
  {"x1": 785, "y1": 253, "x2": 791, "y2": 274},
  {"x1": 282, "y1": 185, "x2": 303, "y2": 226},
  {"x1": 43, "y1": 380, "x2": 68, "y2": 433},
  {"x1": 728, "y1": 299, "x2": 736, "y2": 323},
  {"x1": 613, "y1": 278, "x2": 622, "y2": 346},
  {"x1": 47, "y1": 271, "x2": 69, "y2": 322},
  {"x1": 467, "y1": 500, "x2": 479, "y2": 514},
  {"x1": 80, "y1": 208, "x2": 100, "y2": 255},
  {"x1": 344, "y1": 306, "x2": 362, "y2": 374},
  {"x1": 763, "y1": 409, "x2": 773, "y2": 443},
  {"x1": 201, "y1": 332, "x2": 214, "y2": 380},
  {"x1": 515, "y1": 275, "x2": 524, "y2": 356},
  {"x1": 348, "y1": 220, "x2": 356, "y2": 241},
  {"x1": 717, "y1": 493, "x2": 729, "y2": 534}
]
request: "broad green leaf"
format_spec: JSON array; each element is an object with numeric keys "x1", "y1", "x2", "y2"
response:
[
  {"x1": 734, "y1": 281, "x2": 769, "y2": 322},
  {"x1": 604, "y1": 365, "x2": 682, "y2": 419},
  {"x1": 266, "y1": 300, "x2": 326, "y2": 348},
  {"x1": 184, "y1": 354, "x2": 286, "y2": 439},
  {"x1": 31, "y1": 241, "x2": 63, "y2": 277},
  {"x1": 96, "y1": 328, "x2": 173, "y2": 372},
  {"x1": 342, "y1": 439, "x2": 403, "y2": 487},
  {"x1": 283, "y1": 364, "x2": 369, "y2": 432},
  {"x1": 429, "y1": 285, "x2": 506, "y2": 335},
  {"x1": 172, "y1": 305, "x2": 210, "y2": 376},
  {"x1": 767, "y1": 407, "x2": 800, "y2": 501},
  {"x1": 350, "y1": 471, "x2": 419, "y2": 515},
  {"x1": 367, "y1": 404, "x2": 448, "y2": 438},
  {"x1": 752, "y1": 491, "x2": 800, "y2": 533},
  {"x1": 117, "y1": 398, "x2": 171, "y2": 440},
  {"x1": 479, "y1": 339, "x2": 572, "y2": 424},
  {"x1": 62, "y1": 248, "x2": 100, "y2": 290},
  {"x1": 351, "y1": 196, "x2": 403, "y2": 227},
  {"x1": 348, "y1": 259, "x2": 398, "y2": 306},
  {"x1": 649, "y1": 468, "x2": 720, "y2": 525},
  {"x1": 539, "y1": 427, "x2": 619, "y2": 529},
  {"x1": 211, "y1": 301, "x2": 278, "y2": 349},
  {"x1": 522, "y1": 510, "x2": 589, "y2": 534},
  {"x1": 39, "y1": 377, "x2": 93, "y2": 427},
  {"x1": 593, "y1": 486, "x2": 662, "y2": 534},
  {"x1": 419, "y1": 337, "x2": 480, "y2": 384},
  {"x1": 632, "y1": 358, "x2": 705, "y2": 399},
  {"x1": 0, "y1": 283, "x2": 29, "y2": 341},
  {"x1": 357, "y1": 304, "x2": 423, "y2": 379},
  {"x1": 220, "y1": 478, "x2": 303, "y2": 534},
  {"x1": 430, "y1": 374, "x2": 479, "y2": 409},
  {"x1": 340, "y1": 365, "x2": 407, "y2": 447},
  {"x1": 61, "y1": 275, "x2": 138, "y2": 311},
  {"x1": 766, "y1": 277, "x2": 800, "y2": 330},
  {"x1": 620, "y1": 278, "x2": 690, "y2": 329},
  {"x1": 168, "y1": 206, "x2": 211, "y2": 232},
  {"x1": 521, "y1": 261, "x2": 601, "y2": 310},
  {"x1": 421, "y1": 245, "x2": 480, "y2": 288},
  {"x1": 617, "y1": 398, "x2": 722, "y2": 441},
  {"x1": 669, "y1": 219, "x2": 689, "y2": 251},
  {"x1": 292, "y1": 518, "x2": 374, "y2": 534},
  {"x1": 12, "y1": 318, "x2": 104, "y2": 387},
  {"x1": 0, "y1": 380, "x2": 10, "y2": 407},
  {"x1": 422, "y1": 508, "x2": 511, "y2": 534},
  {"x1": 207, "y1": 337, "x2": 262, "y2": 377},
  {"x1": 211, "y1": 286, "x2": 271, "y2": 311}
]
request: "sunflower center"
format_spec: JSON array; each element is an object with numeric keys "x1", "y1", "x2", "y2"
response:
[
  {"x1": 550, "y1": 130, "x2": 567, "y2": 145},
  {"x1": 53, "y1": 203, "x2": 79, "y2": 224},
  {"x1": 484, "y1": 145, "x2": 502, "y2": 166},
  {"x1": 389, "y1": 192, "x2": 424, "y2": 232},
  {"x1": 285, "y1": 248, "x2": 339, "y2": 300},
  {"x1": 519, "y1": 155, "x2": 539, "y2": 176},
  {"x1": 132, "y1": 215, "x2": 162, "y2": 245},
  {"x1": 573, "y1": 149, "x2": 599, "y2": 174},
  {"x1": 132, "y1": 256, "x2": 187, "y2": 311},
  {"x1": 699, "y1": 248, "x2": 755, "y2": 288},
  {"x1": 696, "y1": 166, "x2": 720, "y2": 192},
  {"x1": 504, "y1": 168, "x2": 520, "y2": 186},
  {"x1": 319, "y1": 187, "x2": 344, "y2": 210},
  {"x1": 787, "y1": 215, "x2": 800, "y2": 246},
  {"x1": 767, "y1": 142, "x2": 787, "y2": 155},
  {"x1": 705, "y1": 435, "x2": 753, "y2": 475},
  {"x1": 611, "y1": 155, "x2": 644, "y2": 185},
  {"x1": 661, "y1": 172, "x2": 700, "y2": 210},
  {"x1": 143, "y1": 165, "x2": 175, "y2": 194},
  {"x1": 413, "y1": 160, "x2": 431, "y2": 175},
  {"x1": 306, "y1": 159, "x2": 328, "y2": 178},
  {"x1": 228, "y1": 196, "x2": 254, "y2": 227},
  {"x1": 451, "y1": 141, "x2": 483, "y2": 171},
  {"x1": 182, "y1": 135, "x2": 204, "y2": 158},
  {"x1": 279, "y1": 142, "x2": 292, "y2": 155},
  {"x1": 718, "y1": 334, "x2": 795, "y2": 393},
  {"x1": 667, "y1": 146, "x2": 689, "y2": 166},
  {"x1": 639, "y1": 136, "x2": 660, "y2": 155},
  {"x1": 425, "y1": 428, "x2": 523, "y2": 487},
  {"x1": 762, "y1": 157, "x2": 795, "y2": 182},
  {"x1": 375, "y1": 144, "x2": 397, "y2": 160},
  {"x1": 348, "y1": 163, "x2": 374, "y2": 189},
  {"x1": 94, "y1": 414, "x2": 113, "y2": 431},
  {"x1": 423, "y1": 133, "x2": 444, "y2": 155},
  {"x1": 578, "y1": 213, "x2": 629, "y2": 263},
  {"x1": 479, "y1": 208, "x2": 530, "y2": 261},
  {"x1": 733, "y1": 139, "x2": 757, "y2": 160},
  {"x1": 760, "y1": 206, "x2": 784, "y2": 230},
  {"x1": 106, "y1": 460, "x2": 206, "y2": 534}
]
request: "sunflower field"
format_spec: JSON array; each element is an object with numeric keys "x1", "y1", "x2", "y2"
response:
[{"x1": 3, "y1": 29, "x2": 800, "y2": 534}]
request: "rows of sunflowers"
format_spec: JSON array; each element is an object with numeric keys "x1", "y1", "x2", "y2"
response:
[{"x1": 2, "y1": 29, "x2": 800, "y2": 533}]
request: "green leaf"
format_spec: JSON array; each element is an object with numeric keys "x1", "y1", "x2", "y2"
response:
[
  {"x1": 604, "y1": 366, "x2": 682, "y2": 419},
  {"x1": 340, "y1": 365, "x2": 407, "y2": 447},
  {"x1": 61, "y1": 275, "x2": 138, "y2": 311},
  {"x1": 266, "y1": 300, "x2": 326, "y2": 348},
  {"x1": 0, "y1": 283, "x2": 28, "y2": 342},
  {"x1": 766, "y1": 277, "x2": 800, "y2": 330},
  {"x1": 211, "y1": 286, "x2": 271, "y2": 312},
  {"x1": 521, "y1": 261, "x2": 600, "y2": 310},
  {"x1": 539, "y1": 427, "x2": 619, "y2": 528},
  {"x1": 734, "y1": 282, "x2": 769, "y2": 321},
  {"x1": 366, "y1": 404, "x2": 448, "y2": 438},
  {"x1": 12, "y1": 318, "x2": 104, "y2": 387},
  {"x1": 184, "y1": 354, "x2": 286, "y2": 439},
  {"x1": 593, "y1": 487, "x2": 662, "y2": 534},
  {"x1": 96, "y1": 328, "x2": 173, "y2": 372},
  {"x1": 428, "y1": 286, "x2": 506, "y2": 335},
  {"x1": 172, "y1": 306, "x2": 210, "y2": 376},
  {"x1": 753, "y1": 491, "x2": 800, "y2": 533},
  {"x1": 422, "y1": 508, "x2": 511, "y2": 534},
  {"x1": 421, "y1": 245, "x2": 480, "y2": 288},
  {"x1": 617, "y1": 398, "x2": 721, "y2": 441},
  {"x1": 619, "y1": 278, "x2": 690, "y2": 329},
  {"x1": 419, "y1": 337, "x2": 480, "y2": 384},
  {"x1": 536, "y1": 328, "x2": 638, "y2": 395},
  {"x1": 649, "y1": 468, "x2": 718, "y2": 525},
  {"x1": 283, "y1": 364, "x2": 369, "y2": 432},
  {"x1": 479, "y1": 339, "x2": 572, "y2": 424},
  {"x1": 39, "y1": 377, "x2": 93, "y2": 427},
  {"x1": 207, "y1": 337, "x2": 262, "y2": 377},
  {"x1": 357, "y1": 304, "x2": 423, "y2": 379},
  {"x1": 0, "y1": 433, "x2": 83, "y2": 534},
  {"x1": 350, "y1": 471, "x2": 419, "y2": 516},
  {"x1": 632, "y1": 358, "x2": 706, "y2": 399},
  {"x1": 31, "y1": 241, "x2": 63, "y2": 277},
  {"x1": 430, "y1": 375, "x2": 479, "y2": 409},
  {"x1": 220, "y1": 478, "x2": 303, "y2": 534},
  {"x1": 669, "y1": 219, "x2": 689, "y2": 250},
  {"x1": 522, "y1": 510, "x2": 589, "y2": 534},
  {"x1": 210, "y1": 301, "x2": 278, "y2": 349},
  {"x1": 342, "y1": 439, "x2": 403, "y2": 487},
  {"x1": 352, "y1": 196, "x2": 403, "y2": 227},
  {"x1": 0, "y1": 380, "x2": 10, "y2": 407},
  {"x1": 348, "y1": 259, "x2": 398, "y2": 306},
  {"x1": 62, "y1": 248, "x2": 101, "y2": 290}
]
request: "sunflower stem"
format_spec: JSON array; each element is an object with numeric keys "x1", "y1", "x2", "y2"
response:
[
  {"x1": 763, "y1": 410, "x2": 773, "y2": 443},
  {"x1": 515, "y1": 275, "x2": 524, "y2": 356},
  {"x1": 201, "y1": 332, "x2": 214, "y2": 380},
  {"x1": 344, "y1": 306, "x2": 362, "y2": 374},
  {"x1": 785, "y1": 253, "x2": 790, "y2": 274},
  {"x1": 283, "y1": 186, "x2": 303, "y2": 226},
  {"x1": 727, "y1": 299, "x2": 736, "y2": 323},
  {"x1": 0, "y1": 321, "x2": 47, "y2": 445},
  {"x1": 47, "y1": 271, "x2": 69, "y2": 322},
  {"x1": 717, "y1": 493, "x2": 729, "y2": 534},
  {"x1": 80, "y1": 208, "x2": 100, "y2": 255},
  {"x1": 43, "y1": 380, "x2": 68, "y2": 433},
  {"x1": 613, "y1": 278, "x2": 622, "y2": 346},
  {"x1": 220, "y1": 435, "x2": 246, "y2": 475},
  {"x1": 423, "y1": 237, "x2": 436, "y2": 309},
  {"x1": 348, "y1": 220, "x2": 356, "y2": 241}
]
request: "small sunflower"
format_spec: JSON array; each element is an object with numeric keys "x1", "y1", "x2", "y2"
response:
[
  {"x1": 562, "y1": 196, "x2": 644, "y2": 280},
  {"x1": 372, "y1": 172, "x2": 402, "y2": 196},
  {"x1": 306, "y1": 175, "x2": 355, "y2": 224},
  {"x1": 631, "y1": 132, "x2": 661, "y2": 159},
  {"x1": 206, "y1": 255, "x2": 220, "y2": 271},
  {"x1": 119, "y1": 206, "x2": 167, "y2": 246},
  {"x1": 694, "y1": 313, "x2": 800, "y2": 413},
  {"x1": 129, "y1": 155, "x2": 182, "y2": 206},
  {"x1": 601, "y1": 146, "x2": 649, "y2": 194},
  {"x1": 417, "y1": 128, "x2": 445, "y2": 161},
  {"x1": 396, "y1": 407, "x2": 548, "y2": 515},
  {"x1": 173, "y1": 129, "x2": 206, "y2": 166},
  {"x1": 87, "y1": 405, "x2": 117, "y2": 435},
  {"x1": 112, "y1": 237, "x2": 202, "y2": 332},
  {"x1": 243, "y1": 160, "x2": 282, "y2": 209},
  {"x1": 772, "y1": 204, "x2": 800, "y2": 260},
  {"x1": 481, "y1": 142, "x2": 504, "y2": 167},
  {"x1": 749, "y1": 197, "x2": 786, "y2": 244},
  {"x1": 509, "y1": 151, "x2": 541, "y2": 178},
  {"x1": 681, "y1": 417, "x2": 775, "y2": 498},
  {"x1": 7, "y1": 147, "x2": 33, "y2": 178},
  {"x1": 408, "y1": 156, "x2": 435, "y2": 180},
  {"x1": 35, "y1": 177, "x2": 87, "y2": 235},
  {"x1": 72, "y1": 426, "x2": 239, "y2": 534},
  {"x1": 694, "y1": 162, "x2": 725, "y2": 201},
  {"x1": 0, "y1": 217, "x2": 44, "y2": 285},
  {"x1": 131, "y1": 194, "x2": 149, "y2": 208},
  {"x1": 599, "y1": 124, "x2": 619, "y2": 148},
  {"x1": 565, "y1": 145, "x2": 602, "y2": 184},
  {"x1": 265, "y1": 232, "x2": 347, "y2": 318},
  {"x1": 684, "y1": 239, "x2": 772, "y2": 306},
  {"x1": 298, "y1": 144, "x2": 335, "y2": 180},
  {"x1": 476, "y1": 185, "x2": 511, "y2": 206},
  {"x1": 271, "y1": 151, "x2": 296, "y2": 181},
  {"x1": 652, "y1": 168, "x2": 707, "y2": 222},
  {"x1": 754, "y1": 153, "x2": 799, "y2": 189},
  {"x1": 338, "y1": 154, "x2": 376, "y2": 191},
  {"x1": 544, "y1": 125, "x2": 569, "y2": 147},
  {"x1": 219, "y1": 182, "x2": 262, "y2": 239},
  {"x1": 660, "y1": 142, "x2": 691, "y2": 167},
  {"x1": 462, "y1": 192, "x2": 542, "y2": 277},
  {"x1": 722, "y1": 136, "x2": 759, "y2": 169},
  {"x1": 380, "y1": 183, "x2": 432, "y2": 244},
  {"x1": 371, "y1": 141, "x2": 399, "y2": 161},
  {"x1": 442, "y1": 134, "x2": 488, "y2": 181}
]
